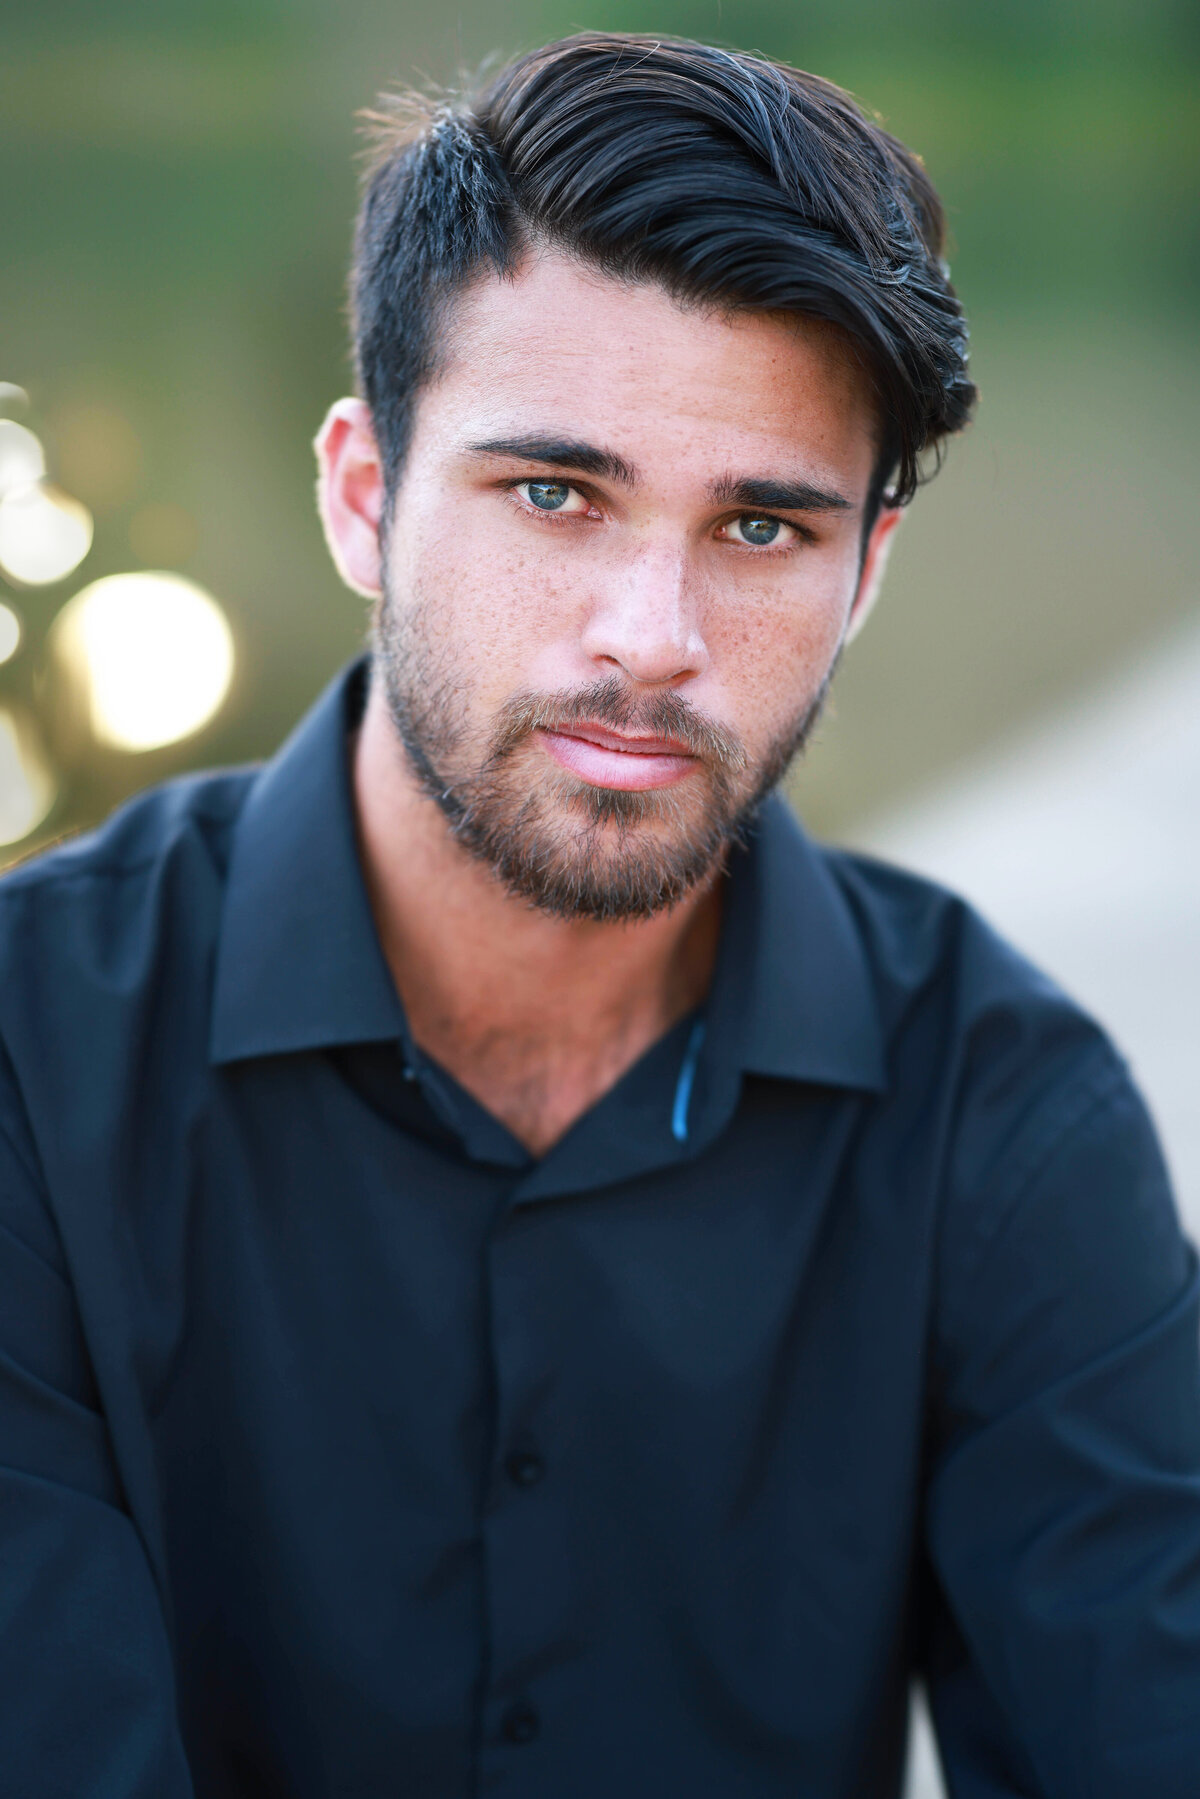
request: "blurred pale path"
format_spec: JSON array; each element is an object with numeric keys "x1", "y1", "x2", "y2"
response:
[{"x1": 863, "y1": 615, "x2": 1200, "y2": 1798}]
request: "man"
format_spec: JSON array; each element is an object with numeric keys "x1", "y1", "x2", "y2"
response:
[{"x1": 0, "y1": 32, "x2": 1196, "y2": 1798}]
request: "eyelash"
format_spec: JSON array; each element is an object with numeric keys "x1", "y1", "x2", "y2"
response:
[{"x1": 503, "y1": 480, "x2": 813, "y2": 553}]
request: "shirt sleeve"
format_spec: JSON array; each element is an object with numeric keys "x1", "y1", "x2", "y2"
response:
[
  {"x1": 924, "y1": 1048, "x2": 1200, "y2": 1797},
  {"x1": 0, "y1": 1069, "x2": 195, "y2": 1797}
]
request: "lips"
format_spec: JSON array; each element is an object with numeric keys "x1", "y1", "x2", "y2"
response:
[
  {"x1": 552, "y1": 720, "x2": 694, "y2": 757},
  {"x1": 536, "y1": 721, "x2": 699, "y2": 791}
]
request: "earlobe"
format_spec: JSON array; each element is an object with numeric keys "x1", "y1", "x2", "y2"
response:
[
  {"x1": 314, "y1": 398, "x2": 387, "y2": 600},
  {"x1": 845, "y1": 506, "x2": 903, "y2": 645}
]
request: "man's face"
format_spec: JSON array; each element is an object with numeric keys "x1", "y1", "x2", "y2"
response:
[{"x1": 338, "y1": 252, "x2": 896, "y2": 920}]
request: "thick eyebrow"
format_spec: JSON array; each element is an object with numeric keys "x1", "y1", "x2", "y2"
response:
[
  {"x1": 709, "y1": 474, "x2": 853, "y2": 513},
  {"x1": 467, "y1": 435, "x2": 639, "y2": 488}
]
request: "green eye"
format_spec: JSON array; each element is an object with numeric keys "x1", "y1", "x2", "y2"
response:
[
  {"x1": 525, "y1": 480, "x2": 571, "y2": 511},
  {"x1": 737, "y1": 515, "x2": 781, "y2": 546}
]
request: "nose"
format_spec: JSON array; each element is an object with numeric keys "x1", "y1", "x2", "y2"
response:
[{"x1": 579, "y1": 542, "x2": 709, "y2": 686}]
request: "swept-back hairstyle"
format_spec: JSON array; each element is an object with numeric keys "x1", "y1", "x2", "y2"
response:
[{"x1": 351, "y1": 33, "x2": 975, "y2": 508}]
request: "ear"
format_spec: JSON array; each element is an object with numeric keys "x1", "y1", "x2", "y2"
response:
[
  {"x1": 845, "y1": 505, "x2": 904, "y2": 645},
  {"x1": 314, "y1": 398, "x2": 386, "y2": 599}
]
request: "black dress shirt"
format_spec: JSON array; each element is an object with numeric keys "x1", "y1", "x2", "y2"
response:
[{"x1": 1, "y1": 660, "x2": 1197, "y2": 1798}]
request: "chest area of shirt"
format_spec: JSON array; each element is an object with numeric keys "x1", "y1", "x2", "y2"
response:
[{"x1": 141, "y1": 1069, "x2": 934, "y2": 1534}]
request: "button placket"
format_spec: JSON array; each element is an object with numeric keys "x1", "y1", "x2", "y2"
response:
[
  {"x1": 505, "y1": 1449, "x2": 545, "y2": 1488},
  {"x1": 479, "y1": 1208, "x2": 576, "y2": 1785},
  {"x1": 500, "y1": 1700, "x2": 540, "y2": 1744}
]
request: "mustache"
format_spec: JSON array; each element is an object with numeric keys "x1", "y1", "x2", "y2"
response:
[{"x1": 488, "y1": 677, "x2": 748, "y2": 774}]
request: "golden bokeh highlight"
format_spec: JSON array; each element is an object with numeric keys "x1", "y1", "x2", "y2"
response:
[
  {"x1": 0, "y1": 420, "x2": 46, "y2": 495},
  {"x1": 0, "y1": 705, "x2": 57, "y2": 847},
  {"x1": 0, "y1": 602, "x2": 21, "y2": 666},
  {"x1": 0, "y1": 482, "x2": 94, "y2": 586},
  {"x1": 50, "y1": 571, "x2": 235, "y2": 752},
  {"x1": 54, "y1": 402, "x2": 143, "y2": 511}
]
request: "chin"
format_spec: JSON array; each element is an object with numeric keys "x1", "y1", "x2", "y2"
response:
[{"x1": 449, "y1": 761, "x2": 747, "y2": 923}]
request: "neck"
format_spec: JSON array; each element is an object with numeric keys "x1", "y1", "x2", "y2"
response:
[{"x1": 352, "y1": 682, "x2": 723, "y2": 1155}]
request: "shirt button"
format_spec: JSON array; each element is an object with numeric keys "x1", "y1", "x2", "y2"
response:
[
  {"x1": 501, "y1": 1701, "x2": 539, "y2": 1744},
  {"x1": 505, "y1": 1450, "x2": 545, "y2": 1487}
]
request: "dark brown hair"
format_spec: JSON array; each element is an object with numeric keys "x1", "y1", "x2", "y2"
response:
[{"x1": 351, "y1": 33, "x2": 975, "y2": 510}]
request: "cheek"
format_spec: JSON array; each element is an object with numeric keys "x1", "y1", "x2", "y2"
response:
[
  {"x1": 398, "y1": 498, "x2": 583, "y2": 687},
  {"x1": 708, "y1": 565, "x2": 854, "y2": 748}
]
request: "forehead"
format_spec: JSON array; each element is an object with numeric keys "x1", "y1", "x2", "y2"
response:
[{"x1": 419, "y1": 250, "x2": 880, "y2": 495}]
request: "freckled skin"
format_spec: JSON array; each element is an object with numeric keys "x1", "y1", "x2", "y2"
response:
[{"x1": 316, "y1": 251, "x2": 902, "y2": 1153}]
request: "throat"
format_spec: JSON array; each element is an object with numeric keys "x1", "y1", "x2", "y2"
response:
[
  {"x1": 411, "y1": 1010, "x2": 686, "y2": 1158},
  {"x1": 386, "y1": 888, "x2": 724, "y2": 1157},
  {"x1": 352, "y1": 701, "x2": 726, "y2": 1154},
  {"x1": 447, "y1": 1035, "x2": 633, "y2": 1158}
]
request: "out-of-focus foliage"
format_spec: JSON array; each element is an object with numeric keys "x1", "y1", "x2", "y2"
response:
[{"x1": 1, "y1": 0, "x2": 1197, "y2": 858}]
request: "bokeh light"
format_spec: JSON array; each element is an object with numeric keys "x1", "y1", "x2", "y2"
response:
[
  {"x1": 55, "y1": 402, "x2": 142, "y2": 511},
  {"x1": 0, "y1": 481, "x2": 94, "y2": 585},
  {"x1": 0, "y1": 705, "x2": 57, "y2": 846},
  {"x1": 0, "y1": 420, "x2": 45, "y2": 495},
  {"x1": 50, "y1": 571, "x2": 235, "y2": 752},
  {"x1": 0, "y1": 602, "x2": 21, "y2": 665}
]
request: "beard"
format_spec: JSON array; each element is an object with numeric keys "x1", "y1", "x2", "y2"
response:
[{"x1": 372, "y1": 585, "x2": 834, "y2": 924}]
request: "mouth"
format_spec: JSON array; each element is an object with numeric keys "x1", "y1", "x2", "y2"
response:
[{"x1": 535, "y1": 720, "x2": 699, "y2": 791}]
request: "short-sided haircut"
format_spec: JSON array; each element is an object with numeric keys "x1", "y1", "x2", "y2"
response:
[{"x1": 351, "y1": 32, "x2": 976, "y2": 510}]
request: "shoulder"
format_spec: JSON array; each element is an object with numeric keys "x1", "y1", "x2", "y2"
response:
[
  {"x1": 817, "y1": 841, "x2": 1188, "y2": 1375},
  {"x1": 1, "y1": 762, "x2": 255, "y2": 895},
  {"x1": 821, "y1": 838, "x2": 1122, "y2": 1109},
  {"x1": 822, "y1": 838, "x2": 1063, "y2": 1008},
  {"x1": 752, "y1": 798, "x2": 1128, "y2": 1146},
  {"x1": 818, "y1": 835, "x2": 1176, "y2": 1246},
  {"x1": 0, "y1": 764, "x2": 253, "y2": 930},
  {"x1": 0, "y1": 766, "x2": 256, "y2": 1089}
]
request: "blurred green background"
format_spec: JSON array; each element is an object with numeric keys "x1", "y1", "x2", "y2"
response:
[{"x1": 2, "y1": 0, "x2": 1197, "y2": 862}]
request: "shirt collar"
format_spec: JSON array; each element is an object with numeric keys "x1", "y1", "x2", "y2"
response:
[
  {"x1": 210, "y1": 660, "x2": 404, "y2": 1065},
  {"x1": 211, "y1": 660, "x2": 885, "y2": 1095},
  {"x1": 708, "y1": 794, "x2": 886, "y2": 1094}
]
